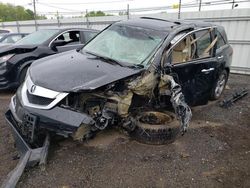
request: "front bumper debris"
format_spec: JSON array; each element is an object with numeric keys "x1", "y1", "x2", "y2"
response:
[
  {"x1": 1, "y1": 96, "x2": 94, "y2": 188},
  {"x1": 2, "y1": 110, "x2": 50, "y2": 188},
  {"x1": 220, "y1": 88, "x2": 248, "y2": 108},
  {"x1": 10, "y1": 95, "x2": 94, "y2": 137}
]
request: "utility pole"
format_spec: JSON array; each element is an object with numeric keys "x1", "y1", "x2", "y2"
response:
[
  {"x1": 14, "y1": 1, "x2": 20, "y2": 33},
  {"x1": 127, "y1": 4, "x2": 130, "y2": 20},
  {"x1": 86, "y1": 9, "x2": 89, "y2": 28},
  {"x1": 199, "y1": 0, "x2": 202, "y2": 11},
  {"x1": 178, "y1": 0, "x2": 181, "y2": 19},
  {"x1": 232, "y1": 0, "x2": 235, "y2": 9},
  {"x1": 33, "y1": 0, "x2": 38, "y2": 31},
  {"x1": 56, "y1": 11, "x2": 60, "y2": 27}
]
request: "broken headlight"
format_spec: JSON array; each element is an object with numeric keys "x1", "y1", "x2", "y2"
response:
[{"x1": 0, "y1": 54, "x2": 15, "y2": 67}]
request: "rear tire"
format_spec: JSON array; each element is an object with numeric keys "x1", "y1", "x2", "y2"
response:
[
  {"x1": 210, "y1": 70, "x2": 228, "y2": 100},
  {"x1": 130, "y1": 111, "x2": 180, "y2": 145}
]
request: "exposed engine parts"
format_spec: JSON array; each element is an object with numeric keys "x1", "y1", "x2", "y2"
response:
[
  {"x1": 61, "y1": 66, "x2": 192, "y2": 141},
  {"x1": 121, "y1": 116, "x2": 136, "y2": 132},
  {"x1": 94, "y1": 109, "x2": 114, "y2": 130}
]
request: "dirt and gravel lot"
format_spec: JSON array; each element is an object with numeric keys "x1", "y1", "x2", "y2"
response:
[{"x1": 0, "y1": 73, "x2": 250, "y2": 188}]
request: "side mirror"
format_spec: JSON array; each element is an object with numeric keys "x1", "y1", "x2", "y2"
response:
[
  {"x1": 51, "y1": 40, "x2": 65, "y2": 50},
  {"x1": 76, "y1": 45, "x2": 84, "y2": 51},
  {"x1": 161, "y1": 51, "x2": 173, "y2": 74},
  {"x1": 163, "y1": 51, "x2": 172, "y2": 66}
]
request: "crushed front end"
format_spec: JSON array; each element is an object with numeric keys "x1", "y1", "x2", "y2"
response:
[
  {"x1": 3, "y1": 75, "x2": 97, "y2": 188},
  {"x1": 6, "y1": 66, "x2": 192, "y2": 149},
  {"x1": 6, "y1": 75, "x2": 97, "y2": 146}
]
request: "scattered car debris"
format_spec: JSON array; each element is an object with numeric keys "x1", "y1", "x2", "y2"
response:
[
  {"x1": 219, "y1": 88, "x2": 248, "y2": 108},
  {"x1": 1, "y1": 124, "x2": 50, "y2": 188}
]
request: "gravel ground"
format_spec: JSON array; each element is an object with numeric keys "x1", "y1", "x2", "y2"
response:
[{"x1": 0, "y1": 74, "x2": 249, "y2": 188}]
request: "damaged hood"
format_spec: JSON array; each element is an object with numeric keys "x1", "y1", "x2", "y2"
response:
[
  {"x1": 30, "y1": 50, "x2": 142, "y2": 92},
  {"x1": 0, "y1": 44, "x2": 37, "y2": 55}
]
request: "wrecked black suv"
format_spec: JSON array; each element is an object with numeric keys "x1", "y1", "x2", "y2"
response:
[{"x1": 6, "y1": 17, "x2": 232, "y2": 155}]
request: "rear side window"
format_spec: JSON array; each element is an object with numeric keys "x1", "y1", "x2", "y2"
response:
[
  {"x1": 169, "y1": 28, "x2": 218, "y2": 65},
  {"x1": 195, "y1": 30, "x2": 211, "y2": 58},
  {"x1": 216, "y1": 31, "x2": 226, "y2": 49},
  {"x1": 84, "y1": 31, "x2": 97, "y2": 42}
]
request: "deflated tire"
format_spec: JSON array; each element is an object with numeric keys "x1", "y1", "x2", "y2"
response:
[{"x1": 130, "y1": 111, "x2": 180, "y2": 145}]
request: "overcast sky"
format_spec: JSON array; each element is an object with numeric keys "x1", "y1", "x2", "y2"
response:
[{"x1": 1, "y1": 0, "x2": 250, "y2": 17}]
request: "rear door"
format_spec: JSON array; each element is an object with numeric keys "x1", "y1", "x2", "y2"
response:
[
  {"x1": 166, "y1": 28, "x2": 218, "y2": 105},
  {"x1": 215, "y1": 28, "x2": 233, "y2": 73}
]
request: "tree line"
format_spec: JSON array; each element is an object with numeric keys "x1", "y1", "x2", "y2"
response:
[
  {"x1": 0, "y1": 2, "x2": 118, "y2": 22},
  {"x1": 0, "y1": 3, "x2": 46, "y2": 22}
]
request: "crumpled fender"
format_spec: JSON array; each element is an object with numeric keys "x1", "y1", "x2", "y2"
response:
[{"x1": 160, "y1": 74, "x2": 192, "y2": 134}]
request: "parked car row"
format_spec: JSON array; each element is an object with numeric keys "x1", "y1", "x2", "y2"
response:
[
  {"x1": 0, "y1": 28, "x2": 98, "y2": 90},
  {"x1": 0, "y1": 33, "x2": 28, "y2": 47},
  {"x1": 1, "y1": 17, "x2": 233, "y2": 188}
]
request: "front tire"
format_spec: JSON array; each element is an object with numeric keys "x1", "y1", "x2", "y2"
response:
[
  {"x1": 210, "y1": 70, "x2": 228, "y2": 100},
  {"x1": 19, "y1": 66, "x2": 29, "y2": 85},
  {"x1": 130, "y1": 111, "x2": 180, "y2": 145}
]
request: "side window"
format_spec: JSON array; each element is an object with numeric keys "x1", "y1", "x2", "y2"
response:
[
  {"x1": 171, "y1": 34, "x2": 196, "y2": 64},
  {"x1": 169, "y1": 28, "x2": 217, "y2": 65},
  {"x1": 195, "y1": 30, "x2": 211, "y2": 58},
  {"x1": 55, "y1": 31, "x2": 80, "y2": 46},
  {"x1": 84, "y1": 31, "x2": 97, "y2": 42},
  {"x1": 216, "y1": 31, "x2": 226, "y2": 49}
]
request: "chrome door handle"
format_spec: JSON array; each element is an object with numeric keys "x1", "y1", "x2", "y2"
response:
[
  {"x1": 201, "y1": 68, "x2": 215, "y2": 73},
  {"x1": 217, "y1": 55, "x2": 224, "y2": 59}
]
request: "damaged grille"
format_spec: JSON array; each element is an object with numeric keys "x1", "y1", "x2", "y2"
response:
[{"x1": 26, "y1": 91, "x2": 54, "y2": 106}]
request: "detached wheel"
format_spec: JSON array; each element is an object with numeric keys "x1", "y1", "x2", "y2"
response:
[
  {"x1": 210, "y1": 70, "x2": 228, "y2": 100},
  {"x1": 130, "y1": 111, "x2": 179, "y2": 145}
]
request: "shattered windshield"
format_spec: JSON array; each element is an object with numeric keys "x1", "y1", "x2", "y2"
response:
[
  {"x1": 83, "y1": 24, "x2": 166, "y2": 65},
  {"x1": 15, "y1": 29, "x2": 59, "y2": 45}
]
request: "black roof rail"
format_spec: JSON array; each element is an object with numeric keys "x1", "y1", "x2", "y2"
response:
[{"x1": 140, "y1": 17, "x2": 181, "y2": 25}]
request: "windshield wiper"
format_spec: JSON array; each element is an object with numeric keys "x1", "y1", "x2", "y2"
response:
[
  {"x1": 86, "y1": 51, "x2": 126, "y2": 67},
  {"x1": 86, "y1": 51, "x2": 145, "y2": 70},
  {"x1": 128, "y1": 64, "x2": 144, "y2": 69}
]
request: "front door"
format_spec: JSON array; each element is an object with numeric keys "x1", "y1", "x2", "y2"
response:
[
  {"x1": 165, "y1": 28, "x2": 218, "y2": 105},
  {"x1": 51, "y1": 30, "x2": 84, "y2": 53}
]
